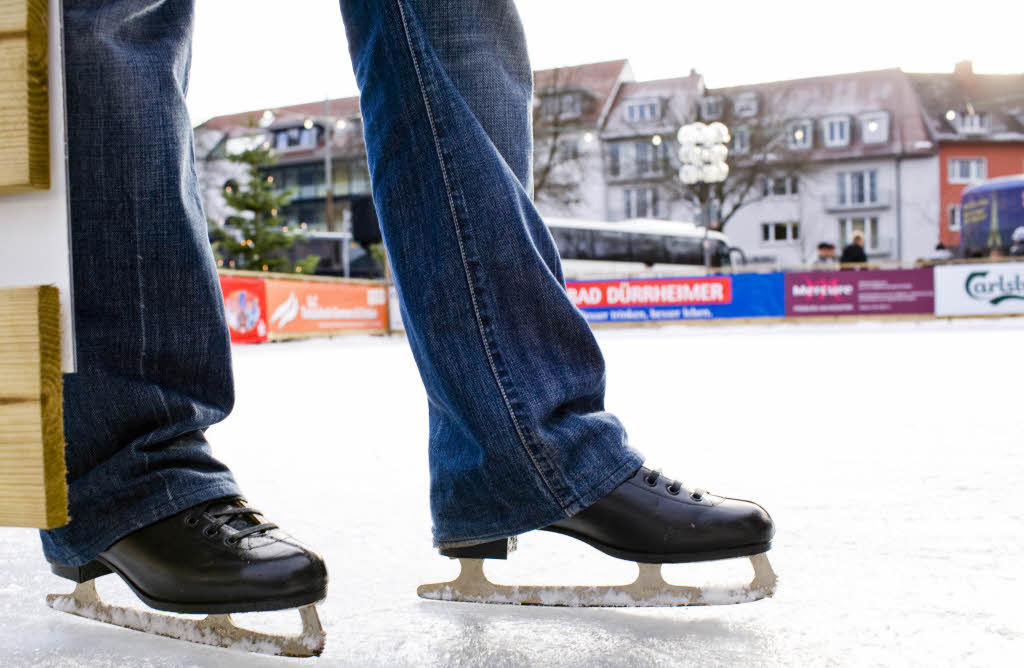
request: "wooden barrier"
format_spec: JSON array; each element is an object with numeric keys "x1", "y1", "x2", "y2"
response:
[
  {"x1": 0, "y1": 0, "x2": 48, "y2": 193},
  {"x1": 0, "y1": 286, "x2": 67, "y2": 528}
]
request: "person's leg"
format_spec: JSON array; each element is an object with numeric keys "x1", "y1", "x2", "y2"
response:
[
  {"x1": 339, "y1": 0, "x2": 644, "y2": 548},
  {"x1": 41, "y1": 0, "x2": 241, "y2": 566}
]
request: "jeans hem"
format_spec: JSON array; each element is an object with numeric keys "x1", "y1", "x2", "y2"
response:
[
  {"x1": 433, "y1": 451, "x2": 643, "y2": 549},
  {"x1": 42, "y1": 480, "x2": 243, "y2": 566}
]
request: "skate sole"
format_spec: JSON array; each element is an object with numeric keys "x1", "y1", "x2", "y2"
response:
[
  {"x1": 50, "y1": 557, "x2": 327, "y2": 615},
  {"x1": 541, "y1": 525, "x2": 771, "y2": 563}
]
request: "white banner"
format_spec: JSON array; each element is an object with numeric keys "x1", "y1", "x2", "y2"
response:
[{"x1": 934, "y1": 263, "x2": 1024, "y2": 316}]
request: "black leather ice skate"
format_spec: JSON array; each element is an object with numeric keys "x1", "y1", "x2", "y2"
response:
[
  {"x1": 46, "y1": 498, "x2": 327, "y2": 657},
  {"x1": 419, "y1": 466, "x2": 778, "y2": 607}
]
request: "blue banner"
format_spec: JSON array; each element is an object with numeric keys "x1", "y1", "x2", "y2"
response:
[{"x1": 568, "y1": 272, "x2": 785, "y2": 323}]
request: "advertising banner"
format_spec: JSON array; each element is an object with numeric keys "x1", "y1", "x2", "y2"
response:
[
  {"x1": 220, "y1": 275, "x2": 268, "y2": 344},
  {"x1": 566, "y1": 273, "x2": 784, "y2": 323},
  {"x1": 264, "y1": 278, "x2": 388, "y2": 336},
  {"x1": 785, "y1": 269, "x2": 934, "y2": 317},
  {"x1": 934, "y1": 262, "x2": 1024, "y2": 316}
]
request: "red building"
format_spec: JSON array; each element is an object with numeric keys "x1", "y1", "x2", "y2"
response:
[{"x1": 911, "y1": 62, "x2": 1024, "y2": 249}]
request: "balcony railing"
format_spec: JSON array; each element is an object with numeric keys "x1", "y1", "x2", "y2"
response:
[{"x1": 824, "y1": 190, "x2": 891, "y2": 212}]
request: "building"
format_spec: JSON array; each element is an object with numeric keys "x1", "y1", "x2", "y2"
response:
[
  {"x1": 909, "y1": 62, "x2": 1024, "y2": 249},
  {"x1": 195, "y1": 60, "x2": 1024, "y2": 271},
  {"x1": 531, "y1": 59, "x2": 633, "y2": 220},
  {"x1": 703, "y1": 69, "x2": 937, "y2": 266}
]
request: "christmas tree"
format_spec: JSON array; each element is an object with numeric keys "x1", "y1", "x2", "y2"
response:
[{"x1": 210, "y1": 146, "x2": 319, "y2": 274}]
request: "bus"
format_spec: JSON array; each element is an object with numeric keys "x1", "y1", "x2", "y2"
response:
[
  {"x1": 545, "y1": 217, "x2": 739, "y2": 279},
  {"x1": 960, "y1": 175, "x2": 1024, "y2": 257}
]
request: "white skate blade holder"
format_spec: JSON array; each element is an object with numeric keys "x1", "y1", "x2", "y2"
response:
[
  {"x1": 418, "y1": 554, "x2": 777, "y2": 607},
  {"x1": 46, "y1": 580, "x2": 325, "y2": 657}
]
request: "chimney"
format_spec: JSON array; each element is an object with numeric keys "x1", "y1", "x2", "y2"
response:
[{"x1": 954, "y1": 60, "x2": 974, "y2": 88}]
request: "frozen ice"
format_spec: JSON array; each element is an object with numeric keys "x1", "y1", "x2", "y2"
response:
[{"x1": 2, "y1": 317, "x2": 1023, "y2": 666}]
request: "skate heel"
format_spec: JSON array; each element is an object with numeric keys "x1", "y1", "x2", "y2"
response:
[
  {"x1": 49, "y1": 559, "x2": 112, "y2": 583},
  {"x1": 440, "y1": 536, "x2": 517, "y2": 560}
]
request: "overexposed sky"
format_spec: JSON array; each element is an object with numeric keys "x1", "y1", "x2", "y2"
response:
[{"x1": 188, "y1": 0, "x2": 1021, "y2": 125}]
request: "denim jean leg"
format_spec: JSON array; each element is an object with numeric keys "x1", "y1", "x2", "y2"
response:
[
  {"x1": 40, "y1": 0, "x2": 242, "y2": 566},
  {"x1": 339, "y1": 0, "x2": 643, "y2": 547}
]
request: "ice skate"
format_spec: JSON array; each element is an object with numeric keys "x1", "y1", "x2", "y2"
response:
[
  {"x1": 46, "y1": 498, "x2": 327, "y2": 657},
  {"x1": 418, "y1": 467, "x2": 777, "y2": 607}
]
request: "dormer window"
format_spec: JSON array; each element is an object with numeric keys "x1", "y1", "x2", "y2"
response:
[
  {"x1": 625, "y1": 100, "x2": 660, "y2": 122},
  {"x1": 541, "y1": 92, "x2": 583, "y2": 120},
  {"x1": 788, "y1": 120, "x2": 813, "y2": 150},
  {"x1": 957, "y1": 113, "x2": 988, "y2": 134},
  {"x1": 823, "y1": 116, "x2": 851, "y2": 148},
  {"x1": 859, "y1": 112, "x2": 890, "y2": 144},
  {"x1": 734, "y1": 92, "x2": 759, "y2": 118},
  {"x1": 700, "y1": 96, "x2": 722, "y2": 120}
]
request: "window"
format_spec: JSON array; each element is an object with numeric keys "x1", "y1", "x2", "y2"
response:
[
  {"x1": 700, "y1": 96, "x2": 722, "y2": 120},
  {"x1": 625, "y1": 101, "x2": 660, "y2": 122},
  {"x1": 838, "y1": 217, "x2": 880, "y2": 250},
  {"x1": 859, "y1": 112, "x2": 890, "y2": 144},
  {"x1": 948, "y1": 204, "x2": 962, "y2": 232},
  {"x1": 948, "y1": 158, "x2": 986, "y2": 184},
  {"x1": 823, "y1": 116, "x2": 851, "y2": 148},
  {"x1": 788, "y1": 120, "x2": 813, "y2": 150},
  {"x1": 731, "y1": 127, "x2": 750, "y2": 155},
  {"x1": 837, "y1": 170, "x2": 878, "y2": 205},
  {"x1": 632, "y1": 141, "x2": 666, "y2": 175},
  {"x1": 958, "y1": 113, "x2": 988, "y2": 134},
  {"x1": 624, "y1": 188, "x2": 659, "y2": 219},
  {"x1": 760, "y1": 221, "x2": 801, "y2": 244},
  {"x1": 273, "y1": 126, "x2": 318, "y2": 150},
  {"x1": 734, "y1": 92, "x2": 759, "y2": 118},
  {"x1": 559, "y1": 139, "x2": 579, "y2": 161},
  {"x1": 763, "y1": 175, "x2": 799, "y2": 197},
  {"x1": 607, "y1": 143, "x2": 620, "y2": 177}
]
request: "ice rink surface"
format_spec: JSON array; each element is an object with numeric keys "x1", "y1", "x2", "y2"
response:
[{"x1": 2, "y1": 318, "x2": 1022, "y2": 667}]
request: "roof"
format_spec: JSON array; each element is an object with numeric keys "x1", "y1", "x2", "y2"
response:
[
  {"x1": 198, "y1": 96, "x2": 362, "y2": 134},
  {"x1": 963, "y1": 174, "x2": 1024, "y2": 197},
  {"x1": 706, "y1": 68, "x2": 933, "y2": 160},
  {"x1": 601, "y1": 74, "x2": 703, "y2": 138},
  {"x1": 908, "y1": 65, "x2": 1024, "y2": 142},
  {"x1": 533, "y1": 59, "x2": 633, "y2": 128}
]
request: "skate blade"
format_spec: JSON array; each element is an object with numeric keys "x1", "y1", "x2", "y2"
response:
[
  {"x1": 418, "y1": 553, "x2": 777, "y2": 607},
  {"x1": 46, "y1": 580, "x2": 325, "y2": 657}
]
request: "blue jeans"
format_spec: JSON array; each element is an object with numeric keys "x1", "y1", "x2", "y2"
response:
[{"x1": 43, "y1": 0, "x2": 641, "y2": 565}]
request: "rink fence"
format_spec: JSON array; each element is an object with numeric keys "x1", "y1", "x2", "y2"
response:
[{"x1": 219, "y1": 260, "x2": 1024, "y2": 342}]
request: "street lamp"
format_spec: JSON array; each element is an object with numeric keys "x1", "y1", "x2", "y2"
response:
[{"x1": 677, "y1": 121, "x2": 730, "y2": 268}]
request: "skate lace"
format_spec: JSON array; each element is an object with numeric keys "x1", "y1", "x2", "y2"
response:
[
  {"x1": 205, "y1": 503, "x2": 278, "y2": 543},
  {"x1": 644, "y1": 468, "x2": 706, "y2": 501}
]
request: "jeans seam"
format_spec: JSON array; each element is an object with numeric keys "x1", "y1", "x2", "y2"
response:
[{"x1": 393, "y1": 0, "x2": 565, "y2": 511}]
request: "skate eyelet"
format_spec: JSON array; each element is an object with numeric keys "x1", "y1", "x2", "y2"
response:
[
  {"x1": 645, "y1": 477, "x2": 657, "y2": 487},
  {"x1": 666, "y1": 484, "x2": 680, "y2": 495},
  {"x1": 183, "y1": 515, "x2": 199, "y2": 527},
  {"x1": 225, "y1": 536, "x2": 239, "y2": 546},
  {"x1": 691, "y1": 492, "x2": 703, "y2": 501},
  {"x1": 202, "y1": 526, "x2": 218, "y2": 537}
]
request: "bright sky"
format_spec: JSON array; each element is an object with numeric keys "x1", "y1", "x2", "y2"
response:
[{"x1": 188, "y1": 0, "x2": 1021, "y2": 125}]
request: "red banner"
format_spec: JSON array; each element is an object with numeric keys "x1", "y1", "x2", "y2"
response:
[
  {"x1": 264, "y1": 279, "x2": 387, "y2": 336},
  {"x1": 566, "y1": 277, "x2": 733, "y2": 309},
  {"x1": 220, "y1": 276, "x2": 268, "y2": 344}
]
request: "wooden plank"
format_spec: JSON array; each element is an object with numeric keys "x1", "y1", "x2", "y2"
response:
[
  {"x1": 0, "y1": 0, "x2": 48, "y2": 193},
  {"x1": 0, "y1": 285, "x2": 67, "y2": 528}
]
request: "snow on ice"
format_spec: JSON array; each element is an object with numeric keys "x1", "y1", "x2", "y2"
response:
[{"x1": 2, "y1": 318, "x2": 1023, "y2": 666}]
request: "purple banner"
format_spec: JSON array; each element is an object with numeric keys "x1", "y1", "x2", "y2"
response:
[{"x1": 785, "y1": 268, "x2": 934, "y2": 316}]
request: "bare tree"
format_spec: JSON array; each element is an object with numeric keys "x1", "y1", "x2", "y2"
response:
[
  {"x1": 626, "y1": 90, "x2": 814, "y2": 232},
  {"x1": 532, "y1": 67, "x2": 591, "y2": 208}
]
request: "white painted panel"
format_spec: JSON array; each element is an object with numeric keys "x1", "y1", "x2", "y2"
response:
[{"x1": 0, "y1": 0, "x2": 74, "y2": 371}]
